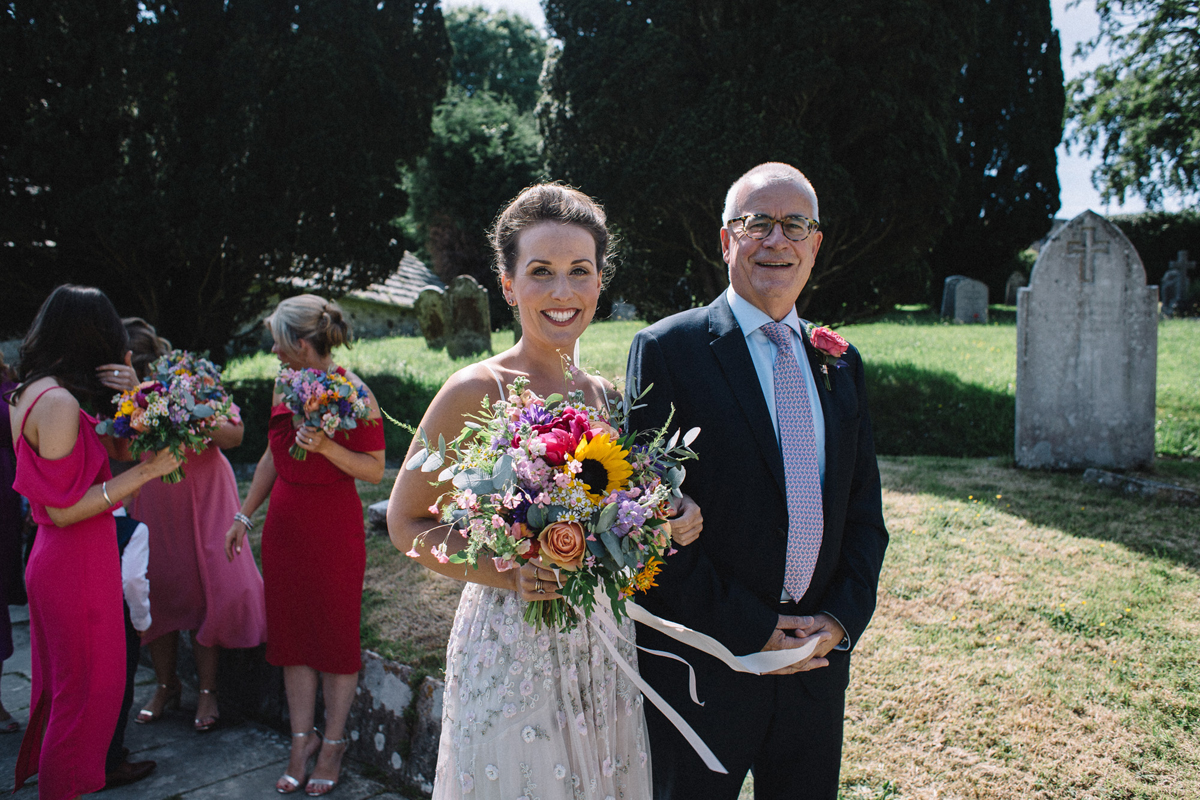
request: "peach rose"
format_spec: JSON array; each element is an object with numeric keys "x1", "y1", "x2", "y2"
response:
[
  {"x1": 129, "y1": 407, "x2": 149, "y2": 433},
  {"x1": 537, "y1": 521, "x2": 586, "y2": 571},
  {"x1": 589, "y1": 418, "x2": 620, "y2": 440}
]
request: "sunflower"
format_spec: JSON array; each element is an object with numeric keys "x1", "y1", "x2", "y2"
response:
[{"x1": 568, "y1": 433, "x2": 633, "y2": 503}]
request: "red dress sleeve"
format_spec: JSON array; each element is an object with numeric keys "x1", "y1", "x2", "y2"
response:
[{"x1": 14, "y1": 412, "x2": 114, "y2": 527}]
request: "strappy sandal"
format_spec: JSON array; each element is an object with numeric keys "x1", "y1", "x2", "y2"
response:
[
  {"x1": 135, "y1": 681, "x2": 181, "y2": 724},
  {"x1": 277, "y1": 728, "x2": 321, "y2": 794},
  {"x1": 305, "y1": 735, "x2": 348, "y2": 796},
  {"x1": 194, "y1": 688, "x2": 220, "y2": 732}
]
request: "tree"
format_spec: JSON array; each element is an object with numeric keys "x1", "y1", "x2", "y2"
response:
[
  {"x1": 403, "y1": 7, "x2": 547, "y2": 326},
  {"x1": 0, "y1": 0, "x2": 450, "y2": 355},
  {"x1": 928, "y1": 0, "x2": 1065, "y2": 301},
  {"x1": 1068, "y1": 0, "x2": 1200, "y2": 206},
  {"x1": 445, "y1": 5, "x2": 546, "y2": 112},
  {"x1": 540, "y1": 0, "x2": 977, "y2": 324}
]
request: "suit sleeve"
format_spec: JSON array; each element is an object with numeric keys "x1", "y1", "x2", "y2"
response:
[
  {"x1": 627, "y1": 330, "x2": 780, "y2": 656},
  {"x1": 818, "y1": 347, "x2": 889, "y2": 649}
]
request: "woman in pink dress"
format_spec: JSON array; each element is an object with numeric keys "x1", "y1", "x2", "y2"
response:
[
  {"x1": 108, "y1": 319, "x2": 267, "y2": 732},
  {"x1": 6, "y1": 285, "x2": 179, "y2": 799}
]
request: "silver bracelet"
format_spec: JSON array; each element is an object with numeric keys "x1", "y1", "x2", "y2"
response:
[
  {"x1": 233, "y1": 512, "x2": 254, "y2": 533},
  {"x1": 101, "y1": 481, "x2": 114, "y2": 507}
]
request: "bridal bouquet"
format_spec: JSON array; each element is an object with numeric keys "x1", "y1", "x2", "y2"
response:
[
  {"x1": 275, "y1": 367, "x2": 370, "y2": 460},
  {"x1": 404, "y1": 374, "x2": 699, "y2": 630},
  {"x1": 95, "y1": 350, "x2": 235, "y2": 483}
]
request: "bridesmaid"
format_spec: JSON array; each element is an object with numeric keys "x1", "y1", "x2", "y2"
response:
[
  {"x1": 225, "y1": 296, "x2": 384, "y2": 795},
  {"x1": 7, "y1": 285, "x2": 179, "y2": 799},
  {"x1": 102, "y1": 318, "x2": 267, "y2": 731}
]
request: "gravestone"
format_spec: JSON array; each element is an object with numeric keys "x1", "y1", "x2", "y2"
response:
[
  {"x1": 445, "y1": 274, "x2": 492, "y2": 359},
  {"x1": 953, "y1": 278, "x2": 988, "y2": 324},
  {"x1": 940, "y1": 275, "x2": 968, "y2": 318},
  {"x1": 1015, "y1": 210, "x2": 1158, "y2": 469},
  {"x1": 415, "y1": 286, "x2": 448, "y2": 349},
  {"x1": 1159, "y1": 250, "x2": 1194, "y2": 317},
  {"x1": 1004, "y1": 271, "x2": 1027, "y2": 306}
]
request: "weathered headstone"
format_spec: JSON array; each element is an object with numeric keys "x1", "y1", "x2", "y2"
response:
[
  {"x1": 953, "y1": 278, "x2": 988, "y2": 324},
  {"x1": 1004, "y1": 271, "x2": 1027, "y2": 306},
  {"x1": 1015, "y1": 210, "x2": 1158, "y2": 469},
  {"x1": 1159, "y1": 249, "x2": 1194, "y2": 317},
  {"x1": 415, "y1": 286, "x2": 448, "y2": 350},
  {"x1": 940, "y1": 275, "x2": 968, "y2": 318},
  {"x1": 445, "y1": 274, "x2": 492, "y2": 359}
]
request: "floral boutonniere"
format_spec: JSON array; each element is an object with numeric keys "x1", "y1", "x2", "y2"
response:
[{"x1": 807, "y1": 325, "x2": 850, "y2": 391}]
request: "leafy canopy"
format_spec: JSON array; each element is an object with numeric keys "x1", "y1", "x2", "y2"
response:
[
  {"x1": 1068, "y1": 0, "x2": 1200, "y2": 206},
  {"x1": 0, "y1": 0, "x2": 450, "y2": 355}
]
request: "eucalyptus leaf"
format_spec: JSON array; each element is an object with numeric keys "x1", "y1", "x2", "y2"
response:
[
  {"x1": 491, "y1": 454, "x2": 513, "y2": 484},
  {"x1": 526, "y1": 504, "x2": 546, "y2": 530},
  {"x1": 405, "y1": 449, "x2": 429, "y2": 471},
  {"x1": 596, "y1": 502, "x2": 618, "y2": 533},
  {"x1": 586, "y1": 537, "x2": 607, "y2": 558},
  {"x1": 437, "y1": 465, "x2": 457, "y2": 482},
  {"x1": 438, "y1": 433, "x2": 446, "y2": 459},
  {"x1": 452, "y1": 468, "x2": 493, "y2": 494},
  {"x1": 464, "y1": 421, "x2": 482, "y2": 431},
  {"x1": 421, "y1": 451, "x2": 445, "y2": 473},
  {"x1": 667, "y1": 429, "x2": 680, "y2": 450},
  {"x1": 683, "y1": 427, "x2": 701, "y2": 447},
  {"x1": 600, "y1": 531, "x2": 624, "y2": 566},
  {"x1": 191, "y1": 404, "x2": 215, "y2": 419},
  {"x1": 544, "y1": 393, "x2": 563, "y2": 406}
]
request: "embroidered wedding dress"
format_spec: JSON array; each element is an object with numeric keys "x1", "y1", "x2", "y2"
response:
[{"x1": 433, "y1": 583, "x2": 651, "y2": 799}]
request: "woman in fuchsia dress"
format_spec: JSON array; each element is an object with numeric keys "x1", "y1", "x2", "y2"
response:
[{"x1": 7, "y1": 286, "x2": 178, "y2": 799}]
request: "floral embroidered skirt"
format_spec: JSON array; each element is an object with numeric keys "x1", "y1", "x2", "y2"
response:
[{"x1": 434, "y1": 583, "x2": 651, "y2": 800}]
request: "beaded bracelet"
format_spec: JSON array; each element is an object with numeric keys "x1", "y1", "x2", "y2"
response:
[{"x1": 233, "y1": 512, "x2": 254, "y2": 533}]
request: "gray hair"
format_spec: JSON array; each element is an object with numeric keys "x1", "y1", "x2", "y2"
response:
[{"x1": 722, "y1": 162, "x2": 820, "y2": 224}]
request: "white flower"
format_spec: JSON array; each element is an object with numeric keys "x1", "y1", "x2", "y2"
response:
[
  {"x1": 521, "y1": 725, "x2": 536, "y2": 743},
  {"x1": 574, "y1": 712, "x2": 588, "y2": 735},
  {"x1": 459, "y1": 773, "x2": 474, "y2": 793},
  {"x1": 602, "y1": 758, "x2": 613, "y2": 776},
  {"x1": 484, "y1": 764, "x2": 499, "y2": 781},
  {"x1": 503, "y1": 704, "x2": 517, "y2": 718},
  {"x1": 556, "y1": 710, "x2": 567, "y2": 729},
  {"x1": 520, "y1": 679, "x2": 533, "y2": 696},
  {"x1": 554, "y1": 764, "x2": 567, "y2": 780}
]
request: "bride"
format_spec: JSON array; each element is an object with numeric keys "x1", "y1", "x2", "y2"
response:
[{"x1": 388, "y1": 183, "x2": 702, "y2": 799}]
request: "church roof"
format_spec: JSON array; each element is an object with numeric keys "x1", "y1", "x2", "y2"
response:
[{"x1": 345, "y1": 252, "x2": 445, "y2": 309}]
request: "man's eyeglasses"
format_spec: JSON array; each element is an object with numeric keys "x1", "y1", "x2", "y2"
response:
[{"x1": 726, "y1": 214, "x2": 820, "y2": 242}]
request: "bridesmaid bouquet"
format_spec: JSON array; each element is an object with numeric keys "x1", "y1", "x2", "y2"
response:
[
  {"x1": 404, "y1": 374, "x2": 699, "y2": 630},
  {"x1": 275, "y1": 368, "x2": 370, "y2": 460},
  {"x1": 95, "y1": 350, "x2": 235, "y2": 483}
]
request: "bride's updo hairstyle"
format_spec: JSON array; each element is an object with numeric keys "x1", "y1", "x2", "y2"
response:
[
  {"x1": 265, "y1": 294, "x2": 352, "y2": 357},
  {"x1": 489, "y1": 183, "x2": 616, "y2": 289},
  {"x1": 123, "y1": 317, "x2": 172, "y2": 379}
]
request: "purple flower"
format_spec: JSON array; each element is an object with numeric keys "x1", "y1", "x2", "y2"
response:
[{"x1": 519, "y1": 405, "x2": 556, "y2": 427}]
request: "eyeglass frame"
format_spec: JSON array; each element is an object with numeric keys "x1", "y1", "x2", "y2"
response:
[{"x1": 725, "y1": 214, "x2": 821, "y2": 242}]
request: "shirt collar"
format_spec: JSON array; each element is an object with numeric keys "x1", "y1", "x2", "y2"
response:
[{"x1": 725, "y1": 286, "x2": 804, "y2": 341}]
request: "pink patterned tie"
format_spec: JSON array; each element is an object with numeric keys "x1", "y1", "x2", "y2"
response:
[{"x1": 760, "y1": 322, "x2": 823, "y2": 600}]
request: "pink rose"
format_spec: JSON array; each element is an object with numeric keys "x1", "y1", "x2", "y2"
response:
[
  {"x1": 810, "y1": 326, "x2": 849, "y2": 358},
  {"x1": 537, "y1": 521, "x2": 586, "y2": 571},
  {"x1": 536, "y1": 428, "x2": 581, "y2": 466}
]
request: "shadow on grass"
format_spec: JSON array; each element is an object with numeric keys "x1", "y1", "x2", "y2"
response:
[
  {"x1": 867, "y1": 363, "x2": 1013, "y2": 458},
  {"x1": 880, "y1": 455, "x2": 1200, "y2": 572}
]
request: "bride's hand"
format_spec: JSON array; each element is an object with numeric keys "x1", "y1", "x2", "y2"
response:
[
  {"x1": 515, "y1": 558, "x2": 563, "y2": 602},
  {"x1": 667, "y1": 493, "x2": 703, "y2": 546}
]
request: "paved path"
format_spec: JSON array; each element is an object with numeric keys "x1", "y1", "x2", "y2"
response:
[{"x1": 0, "y1": 607, "x2": 418, "y2": 800}]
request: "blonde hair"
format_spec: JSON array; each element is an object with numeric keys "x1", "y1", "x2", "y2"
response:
[
  {"x1": 265, "y1": 295, "x2": 352, "y2": 357},
  {"x1": 123, "y1": 317, "x2": 171, "y2": 379}
]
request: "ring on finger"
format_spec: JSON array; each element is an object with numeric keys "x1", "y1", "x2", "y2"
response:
[{"x1": 535, "y1": 578, "x2": 544, "y2": 594}]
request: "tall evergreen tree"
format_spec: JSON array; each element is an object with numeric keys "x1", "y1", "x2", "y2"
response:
[
  {"x1": 928, "y1": 0, "x2": 1065, "y2": 302},
  {"x1": 540, "y1": 0, "x2": 976, "y2": 324},
  {"x1": 0, "y1": 0, "x2": 450, "y2": 355}
]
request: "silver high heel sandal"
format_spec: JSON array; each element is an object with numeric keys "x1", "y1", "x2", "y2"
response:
[
  {"x1": 276, "y1": 728, "x2": 320, "y2": 794},
  {"x1": 304, "y1": 735, "x2": 348, "y2": 796}
]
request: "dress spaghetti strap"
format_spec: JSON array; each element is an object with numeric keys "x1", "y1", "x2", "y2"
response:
[
  {"x1": 482, "y1": 364, "x2": 507, "y2": 401},
  {"x1": 19, "y1": 385, "x2": 68, "y2": 437}
]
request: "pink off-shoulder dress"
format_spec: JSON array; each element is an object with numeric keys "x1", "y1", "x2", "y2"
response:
[{"x1": 12, "y1": 388, "x2": 125, "y2": 799}]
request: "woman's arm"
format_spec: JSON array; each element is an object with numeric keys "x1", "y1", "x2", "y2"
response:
[
  {"x1": 209, "y1": 418, "x2": 244, "y2": 450},
  {"x1": 225, "y1": 444, "x2": 277, "y2": 560}
]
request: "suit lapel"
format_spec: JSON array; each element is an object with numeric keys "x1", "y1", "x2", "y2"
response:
[{"x1": 708, "y1": 296, "x2": 787, "y2": 497}]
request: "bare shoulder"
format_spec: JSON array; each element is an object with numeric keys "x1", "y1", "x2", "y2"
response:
[
  {"x1": 21, "y1": 382, "x2": 81, "y2": 458},
  {"x1": 435, "y1": 362, "x2": 506, "y2": 415}
]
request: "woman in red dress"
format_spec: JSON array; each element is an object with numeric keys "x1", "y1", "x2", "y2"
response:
[
  {"x1": 7, "y1": 285, "x2": 179, "y2": 799},
  {"x1": 225, "y1": 295, "x2": 384, "y2": 795}
]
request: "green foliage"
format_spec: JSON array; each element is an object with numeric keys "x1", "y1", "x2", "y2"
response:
[
  {"x1": 0, "y1": 0, "x2": 450, "y2": 351},
  {"x1": 928, "y1": 0, "x2": 1064, "y2": 302},
  {"x1": 1108, "y1": 209, "x2": 1200, "y2": 286},
  {"x1": 540, "y1": 0, "x2": 977, "y2": 324},
  {"x1": 1067, "y1": 0, "x2": 1200, "y2": 206},
  {"x1": 402, "y1": 87, "x2": 544, "y2": 327},
  {"x1": 445, "y1": 6, "x2": 546, "y2": 113}
]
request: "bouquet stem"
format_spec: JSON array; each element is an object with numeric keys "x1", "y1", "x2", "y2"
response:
[
  {"x1": 289, "y1": 444, "x2": 308, "y2": 461},
  {"x1": 523, "y1": 598, "x2": 578, "y2": 631},
  {"x1": 161, "y1": 466, "x2": 185, "y2": 484}
]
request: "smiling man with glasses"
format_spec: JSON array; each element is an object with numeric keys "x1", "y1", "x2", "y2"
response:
[{"x1": 626, "y1": 162, "x2": 889, "y2": 800}]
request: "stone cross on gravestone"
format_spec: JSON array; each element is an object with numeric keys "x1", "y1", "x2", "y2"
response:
[
  {"x1": 1168, "y1": 250, "x2": 1195, "y2": 280},
  {"x1": 1065, "y1": 223, "x2": 1111, "y2": 283},
  {"x1": 1160, "y1": 249, "x2": 1195, "y2": 316}
]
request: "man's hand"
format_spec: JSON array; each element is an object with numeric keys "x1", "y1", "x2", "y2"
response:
[
  {"x1": 760, "y1": 614, "x2": 833, "y2": 675},
  {"x1": 793, "y1": 614, "x2": 847, "y2": 659}
]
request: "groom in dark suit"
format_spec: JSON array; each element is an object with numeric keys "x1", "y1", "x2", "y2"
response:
[{"x1": 626, "y1": 162, "x2": 888, "y2": 799}]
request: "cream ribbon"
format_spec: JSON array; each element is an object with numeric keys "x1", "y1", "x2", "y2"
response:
[{"x1": 583, "y1": 591, "x2": 820, "y2": 774}]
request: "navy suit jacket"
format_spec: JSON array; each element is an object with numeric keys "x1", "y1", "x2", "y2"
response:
[{"x1": 626, "y1": 293, "x2": 888, "y2": 685}]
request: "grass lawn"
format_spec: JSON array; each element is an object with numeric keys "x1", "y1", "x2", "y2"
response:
[{"x1": 228, "y1": 308, "x2": 1200, "y2": 798}]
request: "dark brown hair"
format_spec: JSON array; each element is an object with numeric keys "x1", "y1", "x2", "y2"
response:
[
  {"x1": 123, "y1": 317, "x2": 172, "y2": 379},
  {"x1": 10, "y1": 285, "x2": 129, "y2": 412},
  {"x1": 489, "y1": 183, "x2": 615, "y2": 288}
]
